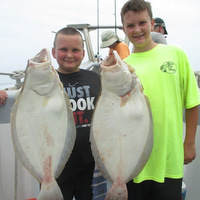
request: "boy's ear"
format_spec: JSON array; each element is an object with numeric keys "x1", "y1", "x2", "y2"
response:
[
  {"x1": 82, "y1": 49, "x2": 85, "y2": 59},
  {"x1": 122, "y1": 26, "x2": 126, "y2": 35},
  {"x1": 151, "y1": 19, "x2": 155, "y2": 31},
  {"x1": 52, "y1": 47, "x2": 56, "y2": 58}
]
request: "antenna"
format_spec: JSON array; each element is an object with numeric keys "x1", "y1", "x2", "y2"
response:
[
  {"x1": 114, "y1": 0, "x2": 117, "y2": 34},
  {"x1": 97, "y1": 0, "x2": 100, "y2": 58}
]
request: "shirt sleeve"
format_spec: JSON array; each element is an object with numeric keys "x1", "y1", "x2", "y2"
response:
[
  {"x1": 151, "y1": 32, "x2": 167, "y2": 45},
  {"x1": 113, "y1": 42, "x2": 130, "y2": 60}
]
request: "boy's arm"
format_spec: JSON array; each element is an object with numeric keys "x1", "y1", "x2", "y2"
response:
[{"x1": 184, "y1": 105, "x2": 199, "y2": 164}]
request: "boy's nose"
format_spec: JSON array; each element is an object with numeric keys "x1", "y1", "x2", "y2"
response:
[
  {"x1": 66, "y1": 51, "x2": 73, "y2": 58},
  {"x1": 134, "y1": 25, "x2": 141, "y2": 33}
]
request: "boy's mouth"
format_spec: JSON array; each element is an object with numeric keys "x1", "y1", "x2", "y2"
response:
[{"x1": 134, "y1": 34, "x2": 145, "y2": 39}]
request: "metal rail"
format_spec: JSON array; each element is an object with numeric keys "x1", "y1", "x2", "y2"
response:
[
  {"x1": 0, "y1": 70, "x2": 25, "y2": 89},
  {"x1": 67, "y1": 24, "x2": 128, "y2": 62}
]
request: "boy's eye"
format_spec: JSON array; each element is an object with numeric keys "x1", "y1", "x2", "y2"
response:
[
  {"x1": 73, "y1": 49, "x2": 80, "y2": 52},
  {"x1": 140, "y1": 21, "x2": 146, "y2": 25},
  {"x1": 60, "y1": 48, "x2": 67, "y2": 52},
  {"x1": 127, "y1": 24, "x2": 134, "y2": 28}
]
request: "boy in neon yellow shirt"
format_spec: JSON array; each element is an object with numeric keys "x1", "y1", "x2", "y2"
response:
[{"x1": 121, "y1": 0, "x2": 200, "y2": 199}]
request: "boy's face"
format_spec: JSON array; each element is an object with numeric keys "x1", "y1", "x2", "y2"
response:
[
  {"x1": 122, "y1": 10, "x2": 155, "y2": 52},
  {"x1": 52, "y1": 33, "x2": 85, "y2": 74}
]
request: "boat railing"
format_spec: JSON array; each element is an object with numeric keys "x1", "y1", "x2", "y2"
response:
[
  {"x1": 0, "y1": 70, "x2": 25, "y2": 90},
  {"x1": 195, "y1": 71, "x2": 200, "y2": 89}
]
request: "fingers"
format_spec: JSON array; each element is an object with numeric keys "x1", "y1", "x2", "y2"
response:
[
  {"x1": 0, "y1": 91, "x2": 8, "y2": 105},
  {"x1": 184, "y1": 158, "x2": 194, "y2": 165}
]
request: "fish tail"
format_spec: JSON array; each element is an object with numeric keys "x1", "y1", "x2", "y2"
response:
[
  {"x1": 105, "y1": 180, "x2": 127, "y2": 200},
  {"x1": 38, "y1": 179, "x2": 63, "y2": 200}
]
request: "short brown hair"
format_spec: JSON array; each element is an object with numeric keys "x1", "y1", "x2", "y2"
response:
[
  {"x1": 53, "y1": 27, "x2": 84, "y2": 48},
  {"x1": 121, "y1": 0, "x2": 152, "y2": 23}
]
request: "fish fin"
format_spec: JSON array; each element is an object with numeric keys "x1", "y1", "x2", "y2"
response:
[
  {"x1": 10, "y1": 88, "x2": 22, "y2": 111},
  {"x1": 127, "y1": 64, "x2": 135, "y2": 74},
  {"x1": 33, "y1": 82, "x2": 54, "y2": 95},
  {"x1": 140, "y1": 85, "x2": 144, "y2": 93},
  {"x1": 38, "y1": 179, "x2": 63, "y2": 200},
  {"x1": 63, "y1": 91, "x2": 72, "y2": 109},
  {"x1": 144, "y1": 95, "x2": 153, "y2": 119},
  {"x1": 127, "y1": 94, "x2": 153, "y2": 178},
  {"x1": 105, "y1": 179, "x2": 127, "y2": 200}
]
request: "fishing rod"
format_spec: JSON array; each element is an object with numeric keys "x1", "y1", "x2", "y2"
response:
[
  {"x1": 114, "y1": 0, "x2": 117, "y2": 34},
  {"x1": 97, "y1": 0, "x2": 100, "y2": 62}
]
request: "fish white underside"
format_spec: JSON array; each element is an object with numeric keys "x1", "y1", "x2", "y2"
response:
[
  {"x1": 10, "y1": 48, "x2": 76, "y2": 200},
  {"x1": 90, "y1": 51, "x2": 153, "y2": 199},
  {"x1": 91, "y1": 87, "x2": 153, "y2": 183},
  {"x1": 11, "y1": 86, "x2": 74, "y2": 182}
]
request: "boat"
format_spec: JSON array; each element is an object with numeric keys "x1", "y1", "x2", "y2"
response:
[{"x1": 0, "y1": 24, "x2": 200, "y2": 200}]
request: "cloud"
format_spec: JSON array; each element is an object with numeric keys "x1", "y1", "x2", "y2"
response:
[{"x1": 0, "y1": 0, "x2": 199, "y2": 87}]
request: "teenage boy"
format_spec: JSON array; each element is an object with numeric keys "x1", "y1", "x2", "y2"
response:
[{"x1": 121, "y1": 0, "x2": 200, "y2": 199}]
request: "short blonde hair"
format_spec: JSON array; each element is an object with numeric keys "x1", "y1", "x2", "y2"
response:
[{"x1": 53, "y1": 27, "x2": 84, "y2": 48}]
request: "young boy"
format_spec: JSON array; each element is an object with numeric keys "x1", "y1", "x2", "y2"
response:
[
  {"x1": 52, "y1": 27, "x2": 101, "y2": 200},
  {"x1": 121, "y1": 0, "x2": 200, "y2": 199}
]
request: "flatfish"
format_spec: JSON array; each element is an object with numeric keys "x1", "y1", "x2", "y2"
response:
[
  {"x1": 10, "y1": 48, "x2": 76, "y2": 200},
  {"x1": 90, "y1": 51, "x2": 153, "y2": 200}
]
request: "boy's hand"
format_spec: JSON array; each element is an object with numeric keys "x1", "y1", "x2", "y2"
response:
[
  {"x1": 184, "y1": 142, "x2": 196, "y2": 164},
  {"x1": 0, "y1": 90, "x2": 8, "y2": 105}
]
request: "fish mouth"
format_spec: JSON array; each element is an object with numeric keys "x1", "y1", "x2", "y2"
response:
[
  {"x1": 28, "y1": 48, "x2": 51, "y2": 70},
  {"x1": 101, "y1": 50, "x2": 117, "y2": 67},
  {"x1": 32, "y1": 48, "x2": 50, "y2": 63}
]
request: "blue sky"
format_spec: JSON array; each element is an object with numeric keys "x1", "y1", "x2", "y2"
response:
[{"x1": 0, "y1": 0, "x2": 199, "y2": 86}]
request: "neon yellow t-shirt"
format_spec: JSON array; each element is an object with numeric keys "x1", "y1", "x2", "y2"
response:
[{"x1": 124, "y1": 44, "x2": 200, "y2": 183}]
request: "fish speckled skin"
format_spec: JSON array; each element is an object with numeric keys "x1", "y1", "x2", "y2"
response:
[
  {"x1": 10, "y1": 49, "x2": 76, "y2": 200},
  {"x1": 90, "y1": 51, "x2": 153, "y2": 200}
]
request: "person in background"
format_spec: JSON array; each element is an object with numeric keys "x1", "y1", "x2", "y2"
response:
[
  {"x1": 151, "y1": 17, "x2": 168, "y2": 44},
  {"x1": 121, "y1": 0, "x2": 200, "y2": 199},
  {"x1": 0, "y1": 90, "x2": 7, "y2": 105},
  {"x1": 52, "y1": 27, "x2": 102, "y2": 200},
  {"x1": 100, "y1": 30, "x2": 130, "y2": 59}
]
